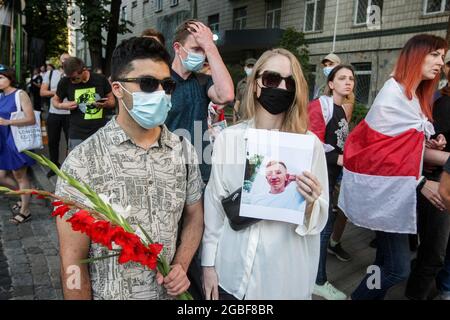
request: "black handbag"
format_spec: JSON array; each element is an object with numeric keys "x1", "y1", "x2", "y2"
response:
[{"x1": 221, "y1": 187, "x2": 261, "y2": 231}]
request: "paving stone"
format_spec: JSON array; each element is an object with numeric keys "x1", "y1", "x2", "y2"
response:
[
  {"x1": 3, "y1": 245, "x2": 24, "y2": 252},
  {"x1": 11, "y1": 286, "x2": 34, "y2": 297},
  {"x1": 33, "y1": 274, "x2": 52, "y2": 286},
  {"x1": 9, "y1": 263, "x2": 31, "y2": 275},
  {"x1": 11, "y1": 274, "x2": 33, "y2": 287},
  {"x1": 8, "y1": 254, "x2": 28, "y2": 264},
  {"x1": 25, "y1": 247, "x2": 44, "y2": 255},
  {"x1": 10, "y1": 295, "x2": 34, "y2": 300},
  {"x1": 3, "y1": 240, "x2": 22, "y2": 249},
  {"x1": 35, "y1": 286, "x2": 56, "y2": 300}
]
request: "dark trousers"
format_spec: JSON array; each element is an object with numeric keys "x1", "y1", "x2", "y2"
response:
[
  {"x1": 351, "y1": 231, "x2": 411, "y2": 300},
  {"x1": 405, "y1": 193, "x2": 450, "y2": 300},
  {"x1": 46, "y1": 113, "x2": 70, "y2": 167}
]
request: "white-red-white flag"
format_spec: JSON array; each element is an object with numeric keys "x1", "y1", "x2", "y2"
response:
[{"x1": 338, "y1": 78, "x2": 435, "y2": 234}]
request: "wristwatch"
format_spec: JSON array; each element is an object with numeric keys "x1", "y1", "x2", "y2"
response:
[{"x1": 417, "y1": 176, "x2": 427, "y2": 191}]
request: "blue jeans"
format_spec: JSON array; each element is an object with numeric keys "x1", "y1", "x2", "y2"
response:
[
  {"x1": 315, "y1": 189, "x2": 336, "y2": 285},
  {"x1": 351, "y1": 231, "x2": 411, "y2": 300},
  {"x1": 436, "y1": 240, "x2": 450, "y2": 295}
]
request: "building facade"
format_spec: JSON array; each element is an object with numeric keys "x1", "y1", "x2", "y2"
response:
[
  {"x1": 0, "y1": 0, "x2": 27, "y2": 83},
  {"x1": 72, "y1": 0, "x2": 450, "y2": 106}
]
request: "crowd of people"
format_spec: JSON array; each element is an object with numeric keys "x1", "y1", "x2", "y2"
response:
[{"x1": 1, "y1": 19, "x2": 450, "y2": 301}]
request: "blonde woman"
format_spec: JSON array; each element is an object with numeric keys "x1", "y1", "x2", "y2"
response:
[{"x1": 201, "y1": 49, "x2": 329, "y2": 300}]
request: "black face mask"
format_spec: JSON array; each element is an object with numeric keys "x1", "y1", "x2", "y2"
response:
[{"x1": 257, "y1": 87, "x2": 295, "y2": 115}]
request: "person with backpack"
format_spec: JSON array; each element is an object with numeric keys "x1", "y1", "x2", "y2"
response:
[
  {"x1": 165, "y1": 19, "x2": 234, "y2": 185},
  {"x1": 40, "y1": 53, "x2": 71, "y2": 178},
  {"x1": 164, "y1": 19, "x2": 234, "y2": 300}
]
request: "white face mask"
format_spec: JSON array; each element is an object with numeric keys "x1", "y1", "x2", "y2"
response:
[
  {"x1": 118, "y1": 83, "x2": 172, "y2": 129},
  {"x1": 323, "y1": 66, "x2": 335, "y2": 78},
  {"x1": 179, "y1": 46, "x2": 205, "y2": 72},
  {"x1": 244, "y1": 67, "x2": 253, "y2": 77}
]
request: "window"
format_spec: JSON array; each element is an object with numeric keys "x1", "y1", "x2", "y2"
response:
[
  {"x1": 131, "y1": 1, "x2": 137, "y2": 21},
  {"x1": 352, "y1": 62, "x2": 372, "y2": 105},
  {"x1": 208, "y1": 14, "x2": 220, "y2": 33},
  {"x1": 354, "y1": 0, "x2": 383, "y2": 26},
  {"x1": 424, "y1": 0, "x2": 450, "y2": 14},
  {"x1": 304, "y1": 0, "x2": 325, "y2": 32},
  {"x1": 170, "y1": 0, "x2": 179, "y2": 6},
  {"x1": 266, "y1": 0, "x2": 282, "y2": 29},
  {"x1": 143, "y1": 0, "x2": 149, "y2": 17},
  {"x1": 121, "y1": 5, "x2": 127, "y2": 22},
  {"x1": 155, "y1": 0, "x2": 162, "y2": 12},
  {"x1": 233, "y1": 7, "x2": 247, "y2": 30}
]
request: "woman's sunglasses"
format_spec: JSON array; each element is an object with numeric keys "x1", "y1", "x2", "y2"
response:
[
  {"x1": 0, "y1": 64, "x2": 7, "y2": 71},
  {"x1": 258, "y1": 71, "x2": 296, "y2": 92},
  {"x1": 117, "y1": 76, "x2": 176, "y2": 95}
]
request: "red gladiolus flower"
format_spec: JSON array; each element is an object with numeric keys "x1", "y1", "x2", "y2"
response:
[
  {"x1": 51, "y1": 201, "x2": 64, "y2": 207},
  {"x1": 148, "y1": 243, "x2": 163, "y2": 256},
  {"x1": 89, "y1": 221, "x2": 118, "y2": 250},
  {"x1": 67, "y1": 210, "x2": 95, "y2": 236},
  {"x1": 52, "y1": 205, "x2": 71, "y2": 218}
]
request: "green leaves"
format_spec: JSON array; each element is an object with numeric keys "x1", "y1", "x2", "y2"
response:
[{"x1": 278, "y1": 27, "x2": 310, "y2": 79}]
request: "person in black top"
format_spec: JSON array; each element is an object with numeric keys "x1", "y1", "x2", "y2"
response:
[
  {"x1": 308, "y1": 64, "x2": 355, "y2": 300},
  {"x1": 52, "y1": 57, "x2": 115, "y2": 151},
  {"x1": 441, "y1": 157, "x2": 450, "y2": 211},
  {"x1": 30, "y1": 67, "x2": 43, "y2": 112},
  {"x1": 406, "y1": 69, "x2": 450, "y2": 300}
]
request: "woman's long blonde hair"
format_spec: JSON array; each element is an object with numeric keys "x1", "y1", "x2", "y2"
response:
[{"x1": 241, "y1": 48, "x2": 309, "y2": 134}]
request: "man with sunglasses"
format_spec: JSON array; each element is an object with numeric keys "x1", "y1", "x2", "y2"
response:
[
  {"x1": 52, "y1": 57, "x2": 115, "y2": 151},
  {"x1": 55, "y1": 37, "x2": 204, "y2": 300},
  {"x1": 167, "y1": 19, "x2": 234, "y2": 185}
]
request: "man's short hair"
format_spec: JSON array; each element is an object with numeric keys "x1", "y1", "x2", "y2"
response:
[
  {"x1": 63, "y1": 57, "x2": 86, "y2": 76},
  {"x1": 173, "y1": 19, "x2": 201, "y2": 45},
  {"x1": 266, "y1": 161, "x2": 287, "y2": 170},
  {"x1": 141, "y1": 28, "x2": 166, "y2": 47},
  {"x1": 111, "y1": 37, "x2": 171, "y2": 81}
]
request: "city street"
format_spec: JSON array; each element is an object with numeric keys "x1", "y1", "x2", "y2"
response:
[{"x1": 0, "y1": 163, "x2": 62, "y2": 300}]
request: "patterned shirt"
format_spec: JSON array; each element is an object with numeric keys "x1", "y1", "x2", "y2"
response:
[{"x1": 55, "y1": 117, "x2": 203, "y2": 300}]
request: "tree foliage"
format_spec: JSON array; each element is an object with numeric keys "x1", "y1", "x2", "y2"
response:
[
  {"x1": 73, "y1": 0, "x2": 134, "y2": 75},
  {"x1": 23, "y1": 0, "x2": 68, "y2": 61},
  {"x1": 278, "y1": 27, "x2": 310, "y2": 78}
]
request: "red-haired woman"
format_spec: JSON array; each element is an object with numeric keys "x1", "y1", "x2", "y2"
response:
[
  {"x1": 338, "y1": 34, "x2": 450, "y2": 300},
  {"x1": 406, "y1": 61, "x2": 450, "y2": 300}
]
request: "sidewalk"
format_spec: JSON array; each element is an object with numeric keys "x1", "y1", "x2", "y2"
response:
[
  {"x1": 0, "y1": 155, "x2": 412, "y2": 300},
  {"x1": 0, "y1": 160, "x2": 62, "y2": 300}
]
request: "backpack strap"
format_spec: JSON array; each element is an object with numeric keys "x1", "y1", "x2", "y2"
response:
[
  {"x1": 14, "y1": 89, "x2": 23, "y2": 112},
  {"x1": 48, "y1": 70, "x2": 54, "y2": 90},
  {"x1": 193, "y1": 72, "x2": 210, "y2": 87}
]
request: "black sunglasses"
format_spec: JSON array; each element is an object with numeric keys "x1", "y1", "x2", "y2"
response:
[
  {"x1": 117, "y1": 76, "x2": 176, "y2": 95},
  {"x1": 258, "y1": 71, "x2": 296, "y2": 92},
  {"x1": 0, "y1": 64, "x2": 7, "y2": 72}
]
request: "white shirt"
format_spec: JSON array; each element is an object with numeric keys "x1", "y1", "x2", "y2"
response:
[
  {"x1": 201, "y1": 120, "x2": 329, "y2": 300},
  {"x1": 42, "y1": 69, "x2": 70, "y2": 115},
  {"x1": 251, "y1": 182, "x2": 305, "y2": 211}
]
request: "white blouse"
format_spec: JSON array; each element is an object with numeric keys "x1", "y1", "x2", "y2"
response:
[{"x1": 201, "y1": 120, "x2": 329, "y2": 300}]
